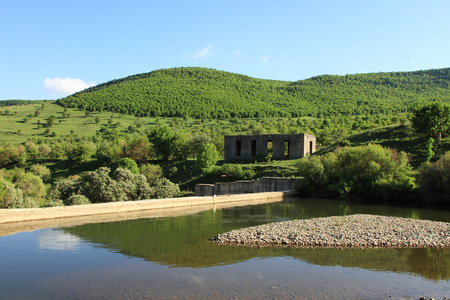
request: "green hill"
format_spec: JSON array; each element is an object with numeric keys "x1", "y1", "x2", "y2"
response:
[{"x1": 57, "y1": 67, "x2": 450, "y2": 119}]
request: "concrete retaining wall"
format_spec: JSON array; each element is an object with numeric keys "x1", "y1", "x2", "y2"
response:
[
  {"x1": 0, "y1": 190, "x2": 298, "y2": 224},
  {"x1": 195, "y1": 177, "x2": 299, "y2": 196}
]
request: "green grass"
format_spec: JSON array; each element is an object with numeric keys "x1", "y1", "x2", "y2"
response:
[
  {"x1": 2, "y1": 102, "x2": 450, "y2": 192},
  {"x1": 0, "y1": 101, "x2": 295, "y2": 144}
]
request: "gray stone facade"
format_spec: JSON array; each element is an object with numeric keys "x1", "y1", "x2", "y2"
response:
[
  {"x1": 195, "y1": 177, "x2": 299, "y2": 196},
  {"x1": 224, "y1": 133, "x2": 316, "y2": 160}
]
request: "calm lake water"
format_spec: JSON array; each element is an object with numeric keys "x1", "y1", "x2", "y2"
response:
[{"x1": 1, "y1": 197, "x2": 450, "y2": 299}]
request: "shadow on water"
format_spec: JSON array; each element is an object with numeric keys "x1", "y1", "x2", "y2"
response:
[{"x1": 60, "y1": 197, "x2": 450, "y2": 281}]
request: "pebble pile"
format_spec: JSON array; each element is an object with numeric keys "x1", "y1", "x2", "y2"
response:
[{"x1": 210, "y1": 214, "x2": 450, "y2": 248}]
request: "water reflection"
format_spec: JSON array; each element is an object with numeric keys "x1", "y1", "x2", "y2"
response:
[
  {"x1": 38, "y1": 229, "x2": 81, "y2": 251},
  {"x1": 60, "y1": 198, "x2": 450, "y2": 281}
]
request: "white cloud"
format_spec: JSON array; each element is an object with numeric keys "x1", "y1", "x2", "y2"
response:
[
  {"x1": 38, "y1": 229, "x2": 81, "y2": 251},
  {"x1": 231, "y1": 50, "x2": 242, "y2": 59},
  {"x1": 43, "y1": 77, "x2": 95, "y2": 97},
  {"x1": 262, "y1": 56, "x2": 269, "y2": 62},
  {"x1": 182, "y1": 45, "x2": 214, "y2": 59}
]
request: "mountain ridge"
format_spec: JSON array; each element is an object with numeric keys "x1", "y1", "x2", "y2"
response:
[{"x1": 57, "y1": 67, "x2": 450, "y2": 118}]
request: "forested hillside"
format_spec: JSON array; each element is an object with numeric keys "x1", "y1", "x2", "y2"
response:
[{"x1": 57, "y1": 67, "x2": 450, "y2": 119}]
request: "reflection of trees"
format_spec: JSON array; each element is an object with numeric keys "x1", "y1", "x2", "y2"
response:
[
  {"x1": 63, "y1": 198, "x2": 450, "y2": 280},
  {"x1": 406, "y1": 248, "x2": 450, "y2": 281}
]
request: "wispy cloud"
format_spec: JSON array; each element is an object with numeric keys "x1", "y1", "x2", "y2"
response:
[
  {"x1": 182, "y1": 45, "x2": 214, "y2": 58},
  {"x1": 261, "y1": 56, "x2": 269, "y2": 62},
  {"x1": 231, "y1": 50, "x2": 242, "y2": 59},
  {"x1": 43, "y1": 77, "x2": 95, "y2": 97}
]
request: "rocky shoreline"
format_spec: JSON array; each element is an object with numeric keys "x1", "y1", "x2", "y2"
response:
[{"x1": 210, "y1": 214, "x2": 450, "y2": 248}]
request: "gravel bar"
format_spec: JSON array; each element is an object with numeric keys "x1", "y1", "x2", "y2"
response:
[{"x1": 210, "y1": 214, "x2": 450, "y2": 248}]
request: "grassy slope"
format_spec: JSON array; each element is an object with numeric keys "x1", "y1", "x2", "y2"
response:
[
  {"x1": 1, "y1": 101, "x2": 449, "y2": 189},
  {"x1": 0, "y1": 101, "x2": 236, "y2": 144}
]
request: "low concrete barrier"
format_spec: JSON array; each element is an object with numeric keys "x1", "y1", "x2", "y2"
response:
[
  {"x1": 195, "y1": 177, "x2": 299, "y2": 196},
  {"x1": 0, "y1": 190, "x2": 298, "y2": 225}
]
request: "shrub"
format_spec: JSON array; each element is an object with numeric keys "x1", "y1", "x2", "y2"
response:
[
  {"x1": 112, "y1": 168, "x2": 152, "y2": 200},
  {"x1": 15, "y1": 173, "x2": 46, "y2": 202},
  {"x1": 121, "y1": 136, "x2": 151, "y2": 164},
  {"x1": 24, "y1": 141, "x2": 39, "y2": 159},
  {"x1": 0, "y1": 178, "x2": 38, "y2": 208},
  {"x1": 38, "y1": 144, "x2": 51, "y2": 158},
  {"x1": 47, "y1": 177, "x2": 83, "y2": 205},
  {"x1": 219, "y1": 164, "x2": 255, "y2": 180},
  {"x1": 151, "y1": 178, "x2": 180, "y2": 199},
  {"x1": 196, "y1": 143, "x2": 219, "y2": 173},
  {"x1": 82, "y1": 167, "x2": 126, "y2": 203},
  {"x1": 113, "y1": 157, "x2": 139, "y2": 174},
  {"x1": 66, "y1": 194, "x2": 91, "y2": 206},
  {"x1": 297, "y1": 144, "x2": 415, "y2": 202},
  {"x1": 96, "y1": 140, "x2": 122, "y2": 163},
  {"x1": 0, "y1": 144, "x2": 27, "y2": 167},
  {"x1": 140, "y1": 163, "x2": 163, "y2": 186},
  {"x1": 68, "y1": 142, "x2": 97, "y2": 162},
  {"x1": 29, "y1": 164, "x2": 51, "y2": 182},
  {"x1": 418, "y1": 151, "x2": 450, "y2": 204}
]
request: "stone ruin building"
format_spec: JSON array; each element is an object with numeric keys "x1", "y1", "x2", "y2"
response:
[{"x1": 224, "y1": 133, "x2": 316, "y2": 160}]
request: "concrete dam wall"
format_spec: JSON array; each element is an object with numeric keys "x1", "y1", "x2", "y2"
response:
[{"x1": 195, "y1": 177, "x2": 299, "y2": 196}]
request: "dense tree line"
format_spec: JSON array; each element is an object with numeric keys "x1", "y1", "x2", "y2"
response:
[
  {"x1": 0, "y1": 100, "x2": 36, "y2": 107},
  {"x1": 57, "y1": 67, "x2": 450, "y2": 119}
]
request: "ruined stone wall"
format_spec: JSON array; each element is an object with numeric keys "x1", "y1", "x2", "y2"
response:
[
  {"x1": 195, "y1": 177, "x2": 299, "y2": 196},
  {"x1": 224, "y1": 133, "x2": 315, "y2": 160}
]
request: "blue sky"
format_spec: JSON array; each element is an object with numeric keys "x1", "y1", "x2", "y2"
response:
[{"x1": 1, "y1": 0, "x2": 450, "y2": 100}]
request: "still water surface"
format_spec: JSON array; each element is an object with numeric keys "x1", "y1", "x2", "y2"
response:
[{"x1": 1, "y1": 198, "x2": 450, "y2": 299}]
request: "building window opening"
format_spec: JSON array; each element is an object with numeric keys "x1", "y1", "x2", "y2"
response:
[
  {"x1": 251, "y1": 140, "x2": 257, "y2": 157},
  {"x1": 236, "y1": 140, "x2": 241, "y2": 157},
  {"x1": 284, "y1": 140, "x2": 289, "y2": 158},
  {"x1": 310, "y1": 140, "x2": 313, "y2": 154},
  {"x1": 267, "y1": 140, "x2": 273, "y2": 155}
]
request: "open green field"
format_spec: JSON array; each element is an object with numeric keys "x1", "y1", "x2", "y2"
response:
[{"x1": 0, "y1": 101, "x2": 242, "y2": 143}]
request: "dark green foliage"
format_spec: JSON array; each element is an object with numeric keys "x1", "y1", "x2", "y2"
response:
[
  {"x1": 0, "y1": 100, "x2": 35, "y2": 107},
  {"x1": 425, "y1": 137, "x2": 435, "y2": 163},
  {"x1": 66, "y1": 194, "x2": 90, "y2": 206},
  {"x1": 57, "y1": 67, "x2": 450, "y2": 119},
  {"x1": 111, "y1": 168, "x2": 153, "y2": 201},
  {"x1": 418, "y1": 151, "x2": 450, "y2": 204},
  {"x1": 121, "y1": 136, "x2": 151, "y2": 165},
  {"x1": 215, "y1": 164, "x2": 256, "y2": 180},
  {"x1": 29, "y1": 164, "x2": 51, "y2": 182},
  {"x1": 196, "y1": 143, "x2": 219, "y2": 173},
  {"x1": 47, "y1": 177, "x2": 83, "y2": 205},
  {"x1": 46, "y1": 115, "x2": 56, "y2": 127},
  {"x1": 171, "y1": 131, "x2": 190, "y2": 160},
  {"x1": 50, "y1": 167, "x2": 157, "y2": 204},
  {"x1": 0, "y1": 144, "x2": 27, "y2": 167},
  {"x1": 148, "y1": 126, "x2": 175, "y2": 159},
  {"x1": 82, "y1": 167, "x2": 126, "y2": 203},
  {"x1": 0, "y1": 169, "x2": 44, "y2": 208},
  {"x1": 139, "y1": 163, "x2": 163, "y2": 186},
  {"x1": 410, "y1": 102, "x2": 450, "y2": 139},
  {"x1": 15, "y1": 173, "x2": 46, "y2": 202},
  {"x1": 68, "y1": 142, "x2": 97, "y2": 162},
  {"x1": 151, "y1": 178, "x2": 180, "y2": 199},
  {"x1": 297, "y1": 144, "x2": 415, "y2": 202},
  {"x1": 113, "y1": 157, "x2": 139, "y2": 174}
]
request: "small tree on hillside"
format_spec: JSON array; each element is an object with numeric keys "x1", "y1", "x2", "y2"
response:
[
  {"x1": 410, "y1": 102, "x2": 450, "y2": 140},
  {"x1": 196, "y1": 143, "x2": 219, "y2": 173}
]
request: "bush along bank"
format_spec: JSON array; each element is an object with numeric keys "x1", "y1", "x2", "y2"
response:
[
  {"x1": 0, "y1": 165, "x2": 180, "y2": 209},
  {"x1": 297, "y1": 144, "x2": 450, "y2": 205}
]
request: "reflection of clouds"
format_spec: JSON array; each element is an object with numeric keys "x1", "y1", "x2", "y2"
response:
[
  {"x1": 187, "y1": 275, "x2": 205, "y2": 286},
  {"x1": 174, "y1": 274, "x2": 207, "y2": 287},
  {"x1": 38, "y1": 229, "x2": 81, "y2": 251}
]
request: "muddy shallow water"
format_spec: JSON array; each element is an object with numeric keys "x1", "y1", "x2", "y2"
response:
[{"x1": 1, "y1": 197, "x2": 449, "y2": 299}]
